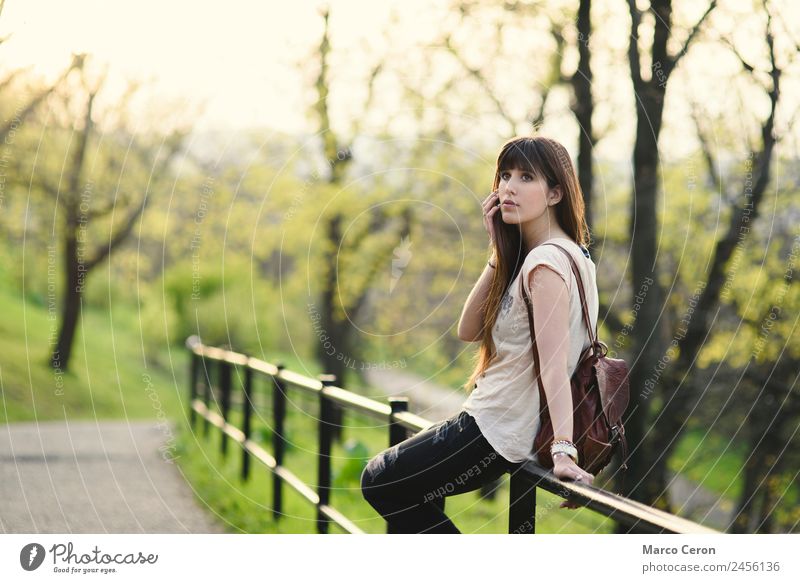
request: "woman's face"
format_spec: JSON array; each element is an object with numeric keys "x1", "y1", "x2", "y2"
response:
[{"x1": 496, "y1": 167, "x2": 552, "y2": 225}]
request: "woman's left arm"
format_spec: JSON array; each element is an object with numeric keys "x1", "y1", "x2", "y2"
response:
[{"x1": 528, "y1": 265, "x2": 594, "y2": 499}]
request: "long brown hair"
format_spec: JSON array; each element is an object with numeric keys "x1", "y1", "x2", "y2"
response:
[{"x1": 462, "y1": 136, "x2": 590, "y2": 393}]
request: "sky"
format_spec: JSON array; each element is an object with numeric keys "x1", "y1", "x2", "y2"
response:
[
  {"x1": 0, "y1": 0, "x2": 435, "y2": 134},
  {"x1": 1, "y1": 0, "x2": 798, "y2": 161}
]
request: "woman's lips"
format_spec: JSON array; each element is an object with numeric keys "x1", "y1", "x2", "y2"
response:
[{"x1": 502, "y1": 201, "x2": 518, "y2": 206}]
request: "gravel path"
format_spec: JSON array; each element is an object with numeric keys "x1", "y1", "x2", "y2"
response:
[
  {"x1": 0, "y1": 420, "x2": 223, "y2": 533},
  {"x1": 364, "y1": 368, "x2": 734, "y2": 531}
]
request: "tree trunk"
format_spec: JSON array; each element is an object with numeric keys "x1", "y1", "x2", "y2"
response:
[
  {"x1": 51, "y1": 233, "x2": 82, "y2": 371},
  {"x1": 617, "y1": 87, "x2": 668, "y2": 517},
  {"x1": 571, "y1": 0, "x2": 594, "y2": 235},
  {"x1": 316, "y1": 213, "x2": 348, "y2": 442}
]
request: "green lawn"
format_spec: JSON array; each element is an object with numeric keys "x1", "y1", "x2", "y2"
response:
[
  {"x1": 670, "y1": 426, "x2": 746, "y2": 500},
  {"x1": 0, "y1": 286, "x2": 186, "y2": 423}
]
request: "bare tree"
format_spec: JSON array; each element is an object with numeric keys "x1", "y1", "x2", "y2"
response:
[
  {"x1": 308, "y1": 7, "x2": 414, "y2": 440},
  {"x1": 34, "y1": 63, "x2": 187, "y2": 371},
  {"x1": 617, "y1": 0, "x2": 718, "y2": 526},
  {"x1": 639, "y1": 3, "x2": 786, "y2": 523}
]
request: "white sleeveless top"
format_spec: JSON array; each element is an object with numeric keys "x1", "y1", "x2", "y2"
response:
[{"x1": 461, "y1": 238, "x2": 599, "y2": 464}]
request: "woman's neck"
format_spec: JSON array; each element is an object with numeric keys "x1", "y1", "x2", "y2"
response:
[{"x1": 520, "y1": 219, "x2": 571, "y2": 254}]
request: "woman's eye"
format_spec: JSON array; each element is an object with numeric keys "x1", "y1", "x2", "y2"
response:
[{"x1": 499, "y1": 171, "x2": 532, "y2": 181}]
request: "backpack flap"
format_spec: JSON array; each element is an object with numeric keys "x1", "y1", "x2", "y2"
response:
[{"x1": 594, "y1": 355, "x2": 630, "y2": 425}]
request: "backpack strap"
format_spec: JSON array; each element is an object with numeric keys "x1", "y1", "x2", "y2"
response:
[{"x1": 519, "y1": 274, "x2": 547, "y2": 414}]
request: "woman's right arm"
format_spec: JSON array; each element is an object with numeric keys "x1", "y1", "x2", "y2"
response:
[
  {"x1": 457, "y1": 257, "x2": 495, "y2": 342},
  {"x1": 459, "y1": 190, "x2": 501, "y2": 342}
]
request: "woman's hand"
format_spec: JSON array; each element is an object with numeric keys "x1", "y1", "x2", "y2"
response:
[
  {"x1": 552, "y1": 454, "x2": 594, "y2": 509},
  {"x1": 481, "y1": 190, "x2": 501, "y2": 246}
]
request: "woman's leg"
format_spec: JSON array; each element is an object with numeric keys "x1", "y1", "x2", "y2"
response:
[{"x1": 360, "y1": 410, "x2": 518, "y2": 533}]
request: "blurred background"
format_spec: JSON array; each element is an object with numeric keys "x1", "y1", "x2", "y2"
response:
[{"x1": 0, "y1": 0, "x2": 798, "y2": 533}]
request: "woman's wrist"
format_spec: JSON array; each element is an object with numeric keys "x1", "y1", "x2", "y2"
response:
[{"x1": 550, "y1": 440, "x2": 579, "y2": 465}]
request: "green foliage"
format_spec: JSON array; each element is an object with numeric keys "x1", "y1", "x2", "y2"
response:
[{"x1": 332, "y1": 438, "x2": 369, "y2": 488}]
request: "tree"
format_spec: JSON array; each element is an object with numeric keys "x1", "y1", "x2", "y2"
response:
[
  {"x1": 617, "y1": 0, "x2": 718, "y2": 524},
  {"x1": 306, "y1": 6, "x2": 414, "y2": 440},
  {"x1": 628, "y1": 2, "x2": 789, "y2": 526},
  {"x1": 31, "y1": 60, "x2": 188, "y2": 371}
]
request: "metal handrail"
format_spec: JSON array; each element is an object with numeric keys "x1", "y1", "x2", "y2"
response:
[{"x1": 185, "y1": 335, "x2": 718, "y2": 534}]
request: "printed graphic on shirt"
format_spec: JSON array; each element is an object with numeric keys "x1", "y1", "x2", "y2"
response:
[
  {"x1": 499, "y1": 288, "x2": 513, "y2": 318},
  {"x1": 495, "y1": 286, "x2": 516, "y2": 333}
]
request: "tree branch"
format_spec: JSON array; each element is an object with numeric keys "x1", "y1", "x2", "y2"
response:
[
  {"x1": 671, "y1": 2, "x2": 781, "y2": 370},
  {"x1": 627, "y1": 0, "x2": 643, "y2": 88},
  {"x1": 530, "y1": 24, "x2": 566, "y2": 130},
  {"x1": 666, "y1": 0, "x2": 717, "y2": 76},
  {"x1": 443, "y1": 34, "x2": 516, "y2": 133},
  {"x1": 0, "y1": 54, "x2": 85, "y2": 143},
  {"x1": 84, "y1": 132, "x2": 185, "y2": 271},
  {"x1": 689, "y1": 100, "x2": 721, "y2": 191}
]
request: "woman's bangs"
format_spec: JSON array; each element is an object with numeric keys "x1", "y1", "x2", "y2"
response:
[{"x1": 497, "y1": 140, "x2": 546, "y2": 180}]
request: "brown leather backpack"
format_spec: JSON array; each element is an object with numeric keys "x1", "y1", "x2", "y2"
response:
[{"x1": 519, "y1": 242, "x2": 630, "y2": 477}]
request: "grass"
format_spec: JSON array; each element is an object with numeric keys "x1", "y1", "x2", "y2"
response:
[
  {"x1": 0, "y1": 285, "x2": 186, "y2": 423},
  {"x1": 670, "y1": 427, "x2": 746, "y2": 500}
]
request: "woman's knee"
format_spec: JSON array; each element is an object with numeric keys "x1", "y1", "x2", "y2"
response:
[{"x1": 360, "y1": 445, "x2": 399, "y2": 504}]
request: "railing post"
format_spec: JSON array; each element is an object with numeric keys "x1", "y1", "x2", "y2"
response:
[
  {"x1": 202, "y1": 359, "x2": 212, "y2": 438},
  {"x1": 508, "y1": 472, "x2": 538, "y2": 534},
  {"x1": 219, "y1": 359, "x2": 232, "y2": 456},
  {"x1": 386, "y1": 398, "x2": 430, "y2": 533},
  {"x1": 388, "y1": 398, "x2": 409, "y2": 446},
  {"x1": 317, "y1": 374, "x2": 336, "y2": 534},
  {"x1": 272, "y1": 363, "x2": 286, "y2": 521},
  {"x1": 241, "y1": 360, "x2": 253, "y2": 482},
  {"x1": 189, "y1": 350, "x2": 198, "y2": 427}
]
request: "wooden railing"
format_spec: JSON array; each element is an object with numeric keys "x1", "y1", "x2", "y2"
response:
[{"x1": 185, "y1": 336, "x2": 719, "y2": 534}]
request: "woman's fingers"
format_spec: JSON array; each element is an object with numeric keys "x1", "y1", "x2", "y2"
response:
[
  {"x1": 482, "y1": 191, "x2": 499, "y2": 213},
  {"x1": 554, "y1": 461, "x2": 593, "y2": 509},
  {"x1": 483, "y1": 192, "x2": 500, "y2": 244},
  {"x1": 571, "y1": 468, "x2": 594, "y2": 484}
]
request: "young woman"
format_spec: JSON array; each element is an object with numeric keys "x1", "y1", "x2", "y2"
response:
[{"x1": 360, "y1": 136, "x2": 600, "y2": 533}]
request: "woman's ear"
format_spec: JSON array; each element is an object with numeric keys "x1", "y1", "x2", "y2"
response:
[{"x1": 548, "y1": 185, "x2": 563, "y2": 206}]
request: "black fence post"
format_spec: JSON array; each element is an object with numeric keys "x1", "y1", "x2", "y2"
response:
[
  {"x1": 189, "y1": 351, "x2": 198, "y2": 427},
  {"x1": 220, "y1": 360, "x2": 232, "y2": 456},
  {"x1": 317, "y1": 374, "x2": 336, "y2": 534},
  {"x1": 388, "y1": 398, "x2": 409, "y2": 446},
  {"x1": 386, "y1": 398, "x2": 425, "y2": 533},
  {"x1": 272, "y1": 363, "x2": 286, "y2": 522},
  {"x1": 241, "y1": 360, "x2": 253, "y2": 482},
  {"x1": 202, "y1": 359, "x2": 212, "y2": 438},
  {"x1": 508, "y1": 473, "x2": 538, "y2": 534}
]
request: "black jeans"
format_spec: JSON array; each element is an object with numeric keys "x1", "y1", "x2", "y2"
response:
[{"x1": 360, "y1": 410, "x2": 522, "y2": 533}]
